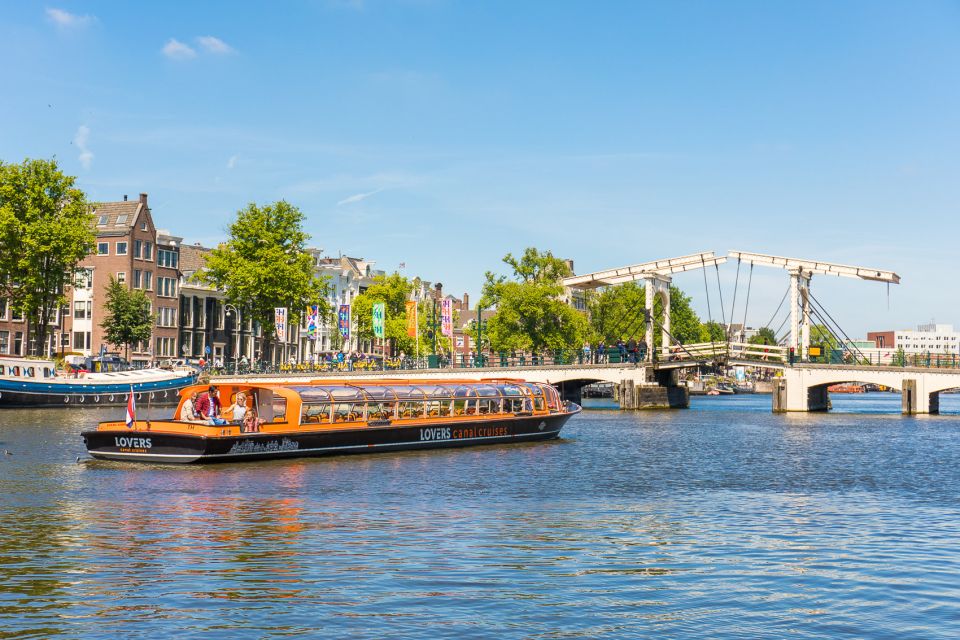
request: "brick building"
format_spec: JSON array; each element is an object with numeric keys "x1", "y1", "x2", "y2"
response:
[{"x1": 63, "y1": 193, "x2": 181, "y2": 365}]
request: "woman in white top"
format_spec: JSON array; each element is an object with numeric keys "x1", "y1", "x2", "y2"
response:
[{"x1": 230, "y1": 392, "x2": 248, "y2": 424}]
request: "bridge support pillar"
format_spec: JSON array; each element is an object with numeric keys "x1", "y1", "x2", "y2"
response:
[
  {"x1": 901, "y1": 379, "x2": 937, "y2": 414},
  {"x1": 615, "y1": 377, "x2": 688, "y2": 410},
  {"x1": 557, "y1": 381, "x2": 582, "y2": 406},
  {"x1": 772, "y1": 378, "x2": 787, "y2": 413}
]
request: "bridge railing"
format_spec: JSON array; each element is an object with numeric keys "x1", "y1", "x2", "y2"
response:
[
  {"x1": 806, "y1": 347, "x2": 960, "y2": 369},
  {"x1": 727, "y1": 342, "x2": 787, "y2": 363}
]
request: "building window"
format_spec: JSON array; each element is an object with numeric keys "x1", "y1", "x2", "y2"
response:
[
  {"x1": 116, "y1": 241, "x2": 128, "y2": 255},
  {"x1": 97, "y1": 242, "x2": 109, "y2": 255},
  {"x1": 0, "y1": 331, "x2": 8, "y2": 354},
  {"x1": 75, "y1": 269, "x2": 94, "y2": 289},
  {"x1": 97, "y1": 214, "x2": 107, "y2": 225},
  {"x1": 141, "y1": 222, "x2": 147, "y2": 231},
  {"x1": 86, "y1": 301, "x2": 92, "y2": 319},
  {"x1": 117, "y1": 272, "x2": 126, "y2": 284},
  {"x1": 0, "y1": 299, "x2": 6, "y2": 321},
  {"x1": 14, "y1": 331, "x2": 23, "y2": 355},
  {"x1": 74, "y1": 301, "x2": 85, "y2": 319},
  {"x1": 158, "y1": 249, "x2": 179, "y2": 269},
  {"x1": 144, "y1": 242, "x2": 153, "y2": 261},
  {"x1": 11, "y1": 307, "x2": 23, "y2": 322},
  {"x1": 133, "y1": 270, "x2": 142, "y2": 288},
  {"x1": 134, "y1": 240, "x2": 142, "y2": 259},
  {"x1": 144, "y1": 271, "x2": 153, "y2": 290},
  {"x1": 115, "y1": 214, "x2": 128, "y2": 225}
]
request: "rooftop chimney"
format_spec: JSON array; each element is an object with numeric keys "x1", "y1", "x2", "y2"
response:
[
  {"x1": 139, "y1": 193, "x2": 148, "y2": 207},
  {"x1": 123, "y1": 194, "x2": 128, "y2": 201},
  {"x1": 462, "y1": 292, "x2": 470, "y2": 310}
]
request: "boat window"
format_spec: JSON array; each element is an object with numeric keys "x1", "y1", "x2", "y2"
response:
[
  {"x1": 0, "y1": 365, "x2": 5, "y2": 375},
  {"x1": 390, "y1": 385, "x2": 424, "y2": 400},
  {"x1": 425, "y1": 399, "x2": 452, "y2": 417},
  {"x1": 25, "y1": 367, "x2": 35, "y2": 378},
  {"x1": 367, "y1": 402, "x2": 395, "y2": 421},
  {"x1": 11, "y1": 367, "x2": 20, "y2": 377},
  {"x1": 302, "y1": 403, "x2": 331, "y2": 424},
  {"x1": 477, "y1": 398, "x2": 501, "y2": 414},
  {"x1": 272, "y1": 397, "x2": 287, "y2": 422},
  {"x1": 397, "y1": 401, "x2": 424, "y2": 418},
  {"x1": 333, "y1": 402, "x2": 362, "y2": 422}
]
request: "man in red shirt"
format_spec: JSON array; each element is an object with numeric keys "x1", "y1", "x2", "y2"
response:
[{"x1": 194, "y1": 386, "x2": 226, "y2": 425}]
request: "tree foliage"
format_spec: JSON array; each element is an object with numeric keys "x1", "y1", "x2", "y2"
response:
[
  {"x1": 199, "y1": 201, "x2": 328, "y2": 358},
  {"x1": 748, "y1": 327, "x2": 778, "y2": 345},
  {"x1": 0, "y1": 158, "x2": 94, "y2": 354},
  {"x1": 352, "y1": 272, "x2": 415, "y2": 354},
  {"x1": 588, "y1": 283, "x2": 711, "y2": 349},
  {"x1": 100, "y1": 276, "x2": 154, "y2": 359},
  {"x1": 480, "y1": 248, "x2": 589, "y2": 352}
]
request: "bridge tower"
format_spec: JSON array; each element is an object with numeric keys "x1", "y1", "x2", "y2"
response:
[
  {"x1": 728, "y1": 252, "x2": 900, "y2": 360},
  {"x1": 562, "y1": 252, "x2": 727, "y2": 361}
]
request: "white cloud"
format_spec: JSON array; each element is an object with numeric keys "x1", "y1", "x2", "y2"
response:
[
  {"x1": 337, "y1": 188, "x2": 383, "y2": 206},
  {"x1": 197, "y1": 36, "x2": 235, "y2": 55},
  {"x1": 46, "y1": 8, "x2": 95, "y2": 28},
  {"x1": 162, "y1": 38, "x2": 197, "y2": 60},
  {"x1": 226, "y1": 155, "x2": 238, "y2": 169},
  {"x1": 73, "y1": 125, "x2": 93, "y2": 169}
]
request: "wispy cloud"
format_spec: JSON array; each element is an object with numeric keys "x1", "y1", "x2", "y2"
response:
[
  {"x1": 197, "y1": 36, "x2": 236, "y2": 55},
  {"x1": 226, "y1": 155, "x2": 239, "y2": 169},
  {"x1": 46, "y1": 8, "x2": 95, "y2": 29},
  {"x1": 73, "y1": 125, "x2": 93, "y2": 169},
  {"x1": 337, "y1": 188, "x2": 383, "y2": 206},
  {"x1": 162, "y1": 38, "x2": 197, "y2": 60}
]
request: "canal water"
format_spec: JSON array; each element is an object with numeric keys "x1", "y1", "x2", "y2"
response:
[{"x1": 2, "y1": 394, "x2": 960, "y2": 639}]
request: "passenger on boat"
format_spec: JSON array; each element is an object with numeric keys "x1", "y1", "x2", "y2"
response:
[
  {"x1": 229, "y1": 392, "x2": 247, "y2": 423},
  {"x1": 180, "y1": 391, "x2": 204, "y2": 422},
  {"x1": 195, "y1": 386, "x2": 227, "y2": 425}
]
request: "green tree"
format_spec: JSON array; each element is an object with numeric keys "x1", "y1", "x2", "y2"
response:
[
  {"x1": 199, "y1": 201, "x2": 328, "y2": 362},
  {"x1": 0, "y1": 158, "x2": 95, "y2": 355},
  {"x1": 809, "y1": 324, "x2": 839, "y2": 349},
  {"x1": 586, "y1": 282, "x2": 710, "y2": 350},
  {"x1": 100, "y1": 276, "x2": 154, "y2": 360},
  {"x1": 352, "y1": 272, "x2": 416, "y2": 355},
  {"x1": 748, "y1": 327, "x2": 777, "y2": 345},
  {"x1": 480, "y1": 248, "x2": 589, "y2": 352}
]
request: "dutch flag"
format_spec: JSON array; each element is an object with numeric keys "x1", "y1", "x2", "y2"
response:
[{"x1": 125, "y1": 386, "x2": 136, "y2": 428}]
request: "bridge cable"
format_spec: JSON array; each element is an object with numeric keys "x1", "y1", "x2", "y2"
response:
[
  {"x1": 773, "y1": 309, "x2": 791, "y2": 345},
  {"x1": 807, "y1": 290, "x2": 870, "y2": 364},
  {"x1": 727, "y1": 257, "x2": 742, "y2": 341},
  {"x1": 715, "y1": 263, "x2": 728, "y2": 332},
  {"x1": 700, "y1": 255, "x2": 716, "y2": 355},
  {"x1": 648, "y1": 310, "x2": 703, "y2": 364},
  {"x1": 764, "y1": 284, "x2": 791, "y2": 330},
  {"x1": 740, "y1": 263, "x2": 754, "y2": 343}
]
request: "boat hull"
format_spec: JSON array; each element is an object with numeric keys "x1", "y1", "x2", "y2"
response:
[
  {"x1": 0, "y1": 375, "x2": 196, "y2": 408},
  {"x1": 82, "y1": 410, "x2": 578, "y2": 464}
]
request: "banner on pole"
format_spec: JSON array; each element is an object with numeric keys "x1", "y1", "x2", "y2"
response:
[
  {"x1": 441, "y1": 299, "x2": 453, "y2": 338},
  {"x1": 274, "y1": 307, "x2": 287, "y2": 340},
  {"x1": 306, "y1": 305, "x2": 320, "y2": 338},
  {"x1": 372, "y1": 302, "x2": 385, "y2": 339},
  {"x1": 338, "y1": 304, "x2": 351, "y2": 339},
  {"x1": 405, "y1": 301, "x2": 417, "y2": 338}
]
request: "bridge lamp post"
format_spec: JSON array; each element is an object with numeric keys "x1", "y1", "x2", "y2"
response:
[{"x1": 224, "y1": 303, "x2": 241, "y2": 372}]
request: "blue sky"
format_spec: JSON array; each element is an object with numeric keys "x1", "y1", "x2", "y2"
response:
[{"x1": 1, "y1": 1, "x2": 958, "y2": 336}]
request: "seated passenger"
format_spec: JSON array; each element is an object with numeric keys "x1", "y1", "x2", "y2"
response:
[
  {"x1": 180, "y1": 391, "x2": 203, "y2": 422},
  {"x1": 229, "y1": 392, "x2": 248, "y2": 423}
]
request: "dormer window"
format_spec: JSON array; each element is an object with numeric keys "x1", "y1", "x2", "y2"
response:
[
  {"x1": 97, "y1": 214, "x2": 107, "y2": 226},
  {"x1": 115, "y1": 214, "x2": 128, "y2": 225}
]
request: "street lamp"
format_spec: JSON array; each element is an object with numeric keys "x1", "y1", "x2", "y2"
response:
[{"x1": 224, "y1": 303, "x2": 241, "y2": 372}]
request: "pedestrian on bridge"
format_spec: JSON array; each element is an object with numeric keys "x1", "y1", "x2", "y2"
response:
[{"x1": 627, "y1": 337, "x2": 638, "y2": 364}]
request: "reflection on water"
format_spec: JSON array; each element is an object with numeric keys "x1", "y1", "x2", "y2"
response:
[{"x1": 2, "y1": 397, "x2": 960, "y2": 638}]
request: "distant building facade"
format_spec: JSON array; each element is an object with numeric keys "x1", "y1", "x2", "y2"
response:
[{"x1": 867, "y1": 323, "x2": 960, "y2": 355}]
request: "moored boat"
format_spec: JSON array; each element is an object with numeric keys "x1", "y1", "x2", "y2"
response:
[
  {"x1": 82, "y1": 378, "x2": 581, "y2": 463},
  {"x1": 0, "y1": 356, "x2": 197, "y2": 408}
]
